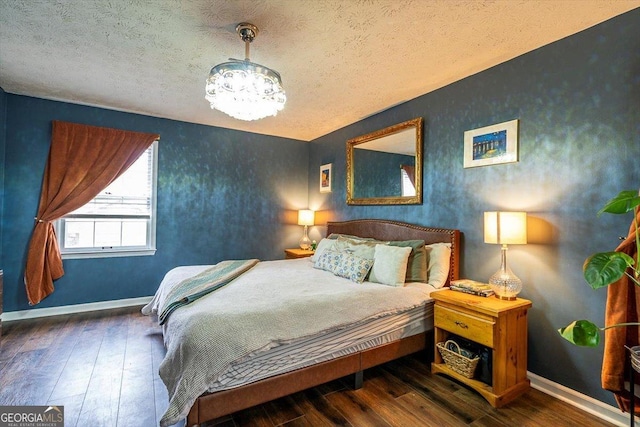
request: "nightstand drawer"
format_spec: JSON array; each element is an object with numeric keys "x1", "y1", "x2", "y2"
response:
[{"x1": 434, "y1": 305, "x2": 494, "y2": 347}]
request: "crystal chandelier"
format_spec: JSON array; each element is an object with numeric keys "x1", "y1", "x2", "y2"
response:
[{"x1": 205, "y1": 23, "x2": 286, "y2": 121}]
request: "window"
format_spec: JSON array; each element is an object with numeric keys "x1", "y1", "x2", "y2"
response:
[
  {"x1": 57, "y1": 141, "x2": 158, "y2": 258},
  {"x1": 401, "y1": 167, "x2": 416, "y2": 197}
]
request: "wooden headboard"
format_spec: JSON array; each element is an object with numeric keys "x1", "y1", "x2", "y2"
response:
[{"x1": 326, "y1": 219, "x2": 461, "y2": 285}]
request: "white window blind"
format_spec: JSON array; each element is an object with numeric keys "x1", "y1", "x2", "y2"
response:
[
  {"x1": 57, "y1": 141, "x2": 158, "y2": 258},
  {"x1": 401, "y1": 168, "x2": 415, "y2": 197}
]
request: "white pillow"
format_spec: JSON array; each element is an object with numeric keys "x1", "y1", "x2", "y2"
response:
[
  {"x1": 369, "y1": 244, "x2": 412, "y2": 287},
  {"x1": 310, "y1": 238, "x2": 336, "y2": 262},
  {"x1": 426, "y1": 243, "x2": 452, "y2": 288}
]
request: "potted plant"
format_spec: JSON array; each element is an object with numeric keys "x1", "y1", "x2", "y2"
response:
[{"x1": 558, "y1": 190, "x2": 640, "y2": 347}]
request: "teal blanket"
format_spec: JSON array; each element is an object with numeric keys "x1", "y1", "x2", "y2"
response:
[{"x1": 158, "y1": 259, "x2": 259, "y2": 325}]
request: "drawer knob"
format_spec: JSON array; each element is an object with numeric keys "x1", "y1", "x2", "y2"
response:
[{"x1": 455, "y1": 320, "x2": 469, "y2": 329}]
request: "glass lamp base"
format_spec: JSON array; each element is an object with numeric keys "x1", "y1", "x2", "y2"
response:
[
  {"x1": 489, "y1": 245, "x2": 522, "y2": 300},
  {"x1": 299, "y1": 239, "x2": 311, "y2": 250},
  {"x1": 299, "y1": 226, "x2": 311, "y2": 250},
  {"x1": 488, "y1": 270, "x2": 522, "y2": 300}
]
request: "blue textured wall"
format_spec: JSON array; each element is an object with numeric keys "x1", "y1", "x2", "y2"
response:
[
  {"x1": 1, "y1": 96, "x2": 308, "y2": 311},
  {"x1": 309, "y1": 9, "x2": 640, "y2": 407},
  {"x1": 0, "y1": 88, "x2": 6, "y2": 268}
]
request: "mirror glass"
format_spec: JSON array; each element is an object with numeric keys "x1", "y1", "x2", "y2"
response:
[{"x1": 347, "y1": 118, "x2": 423, "y2": 205}]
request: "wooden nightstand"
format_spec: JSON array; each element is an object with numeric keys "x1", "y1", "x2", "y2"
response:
[
  {"x1": 431, "y1": 289, "x2": 532, "y2": 408},
  {"x1": 284, "y1": 248, "x2": 315, "y2": 259}
]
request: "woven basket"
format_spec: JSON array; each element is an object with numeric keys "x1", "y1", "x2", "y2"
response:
[{"x1": 437, "y1": 340, "x2": 480, "y2": 379}]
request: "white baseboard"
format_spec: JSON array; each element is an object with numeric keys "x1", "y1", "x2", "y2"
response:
[
  {"x1": 528, "y1": 371, "x2": 634, "y2": 426},
  {"x1": 1, "y1": 296, "x2": 153, "y2": 322},
  {"x1": 0, "y1": 300, "x2": 634, "y2": 426}
]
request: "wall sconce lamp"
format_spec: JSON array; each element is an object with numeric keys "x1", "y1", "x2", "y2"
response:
[
  {"x1": 298, "y1": 209, "x2": 315, "y2": 250},
  {"x1": 484, "y1": 211, "x2": 527, "y2": 300}
]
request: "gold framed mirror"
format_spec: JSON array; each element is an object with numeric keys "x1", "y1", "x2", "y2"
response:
[{"x1": 346, "y1": 117, "x2": 423, "y2": 205}]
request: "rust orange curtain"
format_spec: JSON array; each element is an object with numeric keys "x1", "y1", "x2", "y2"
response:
[{"x1": 24, "y1": 121, "x2": 160, "y2": 305}]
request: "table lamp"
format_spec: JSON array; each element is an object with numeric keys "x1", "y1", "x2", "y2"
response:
[
  {"x1": 298, "y1": 210, "x2": 315, "y2": 250},
  {"x1": 484, "y1": 211, "x2": 527, "y2": 300}
]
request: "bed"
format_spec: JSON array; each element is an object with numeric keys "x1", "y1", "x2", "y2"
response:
[{"x1": 144, "y1": 219, "x2": 461, "y2": 427}]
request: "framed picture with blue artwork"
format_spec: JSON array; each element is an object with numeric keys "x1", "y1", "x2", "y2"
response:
[
  {"x1": 463, "y1": 119, "x2": 519, "y2": 168},
  {"x1": 320, "y1": 163, "x2": 332, "y2": 193}
]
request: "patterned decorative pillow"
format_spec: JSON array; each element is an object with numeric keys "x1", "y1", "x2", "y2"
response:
[
  {"x1": 313, "y1": 249, "x2": 343, "y2": 274},
  {"x1": 334, "y1": 253, "x2": 374, "y2": 283}
]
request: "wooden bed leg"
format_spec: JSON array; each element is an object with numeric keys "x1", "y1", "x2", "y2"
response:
[{"x1": 353, "y1": 370, "x2": 363, "y2": 389}]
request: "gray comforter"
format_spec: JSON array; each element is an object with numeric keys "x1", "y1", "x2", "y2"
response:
[{"x1": 143, "y1": 258, "x2": 433, "y2": 427}]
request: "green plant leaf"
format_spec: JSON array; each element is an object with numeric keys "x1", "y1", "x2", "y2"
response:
[
  {"x1": 597, "y1": 190, "x2": 640, "y2": 216},
  {"x1": 558, "y1": 320, "x2": 601, "y2": 347},
  {"x1": 583, "y1": 252, "x2": 635, "y2": 289}
]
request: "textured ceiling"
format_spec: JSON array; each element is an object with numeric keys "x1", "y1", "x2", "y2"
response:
[{"x1": 0, "y1": 1, "x2": 638, "y2": 141}]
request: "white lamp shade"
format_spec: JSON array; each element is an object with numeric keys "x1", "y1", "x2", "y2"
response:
[
  {"x1": 484, "y1": 211, "x2": 527, "y2": 245},
  {"x1": 298, "y1": 210, "x2": 315, "y2": 226}
]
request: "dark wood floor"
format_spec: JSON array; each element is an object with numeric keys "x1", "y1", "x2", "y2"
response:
[{"x1": 0, "y1": 306, "x2": 618, "y2": 427}]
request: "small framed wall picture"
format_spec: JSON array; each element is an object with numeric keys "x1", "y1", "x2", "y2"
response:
[
  {"x1": 464, "y1": 119, "x2": 519, "y2": 168},
  {"x1": 320, "y1": 163, "x2": 332, "y2": 193}
]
